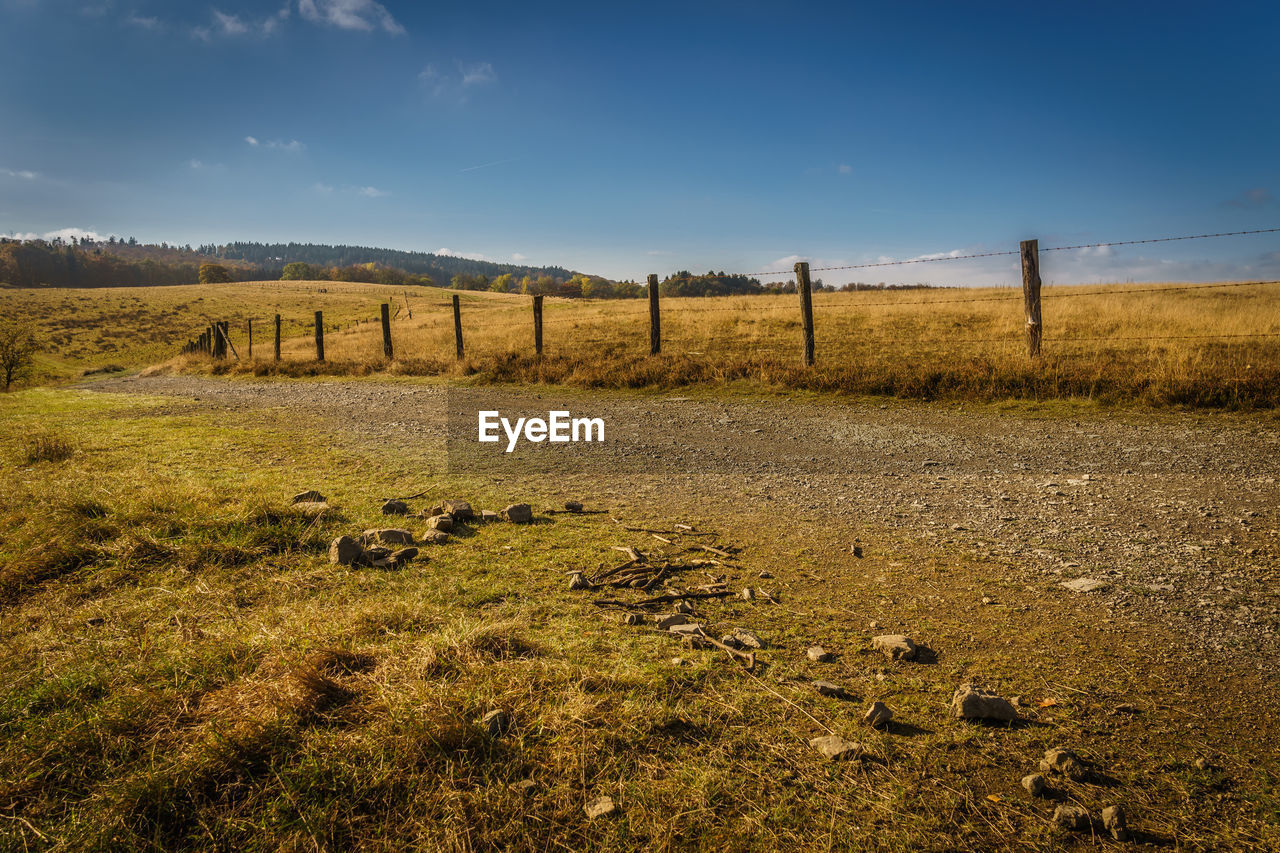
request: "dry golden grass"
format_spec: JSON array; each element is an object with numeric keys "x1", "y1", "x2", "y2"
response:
[
  {"x1": 255, "y1": 279, "x2": 1280, "y2": 408},
  {"x1": 5, "y1": 277, "x2": 1279, "y2": 405}
]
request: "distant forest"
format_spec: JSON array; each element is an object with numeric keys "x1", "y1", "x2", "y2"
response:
[{"x1": 1, "y1": 236, "x2": 942, "y2": 296}]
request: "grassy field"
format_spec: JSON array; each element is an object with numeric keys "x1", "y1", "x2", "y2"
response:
[
  {"x1": 4, "y1": 278, "x2": 1280, "y2": 406},
  {"x1": 2, "y1": 387, "x2": 1278, "y2": 850}
]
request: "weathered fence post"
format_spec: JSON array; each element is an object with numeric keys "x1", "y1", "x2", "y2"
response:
[
  {"x1": 1020, "y1": 239, "x2": 1042, "y2": 358},
  {"x1": 212, "y1": 322, "x2": 225, "y2": 359},
  {"x1": 648, "y1": 274, "x2": 661, "y2": 355},
  {"x1": 795, "y1": 261, "x2": 815, "y2": 366},
  {"x1": 314, "y1": 310, "x2": 325, "y2": 361},
  {"x1": 381, "y1": 302, "x2": 393, "y2": 360},
  {"x1": 452, "y1": 294, "x2": 464, "y2": 359},
  {"x1": 247, "y1": 318, "x2": 253, "y2": 360},
  {"x1": 533, "y1": 295, "x2": 544, "y2": 356},
  {"x1": 403, "y1": 289, "x2": 413, "y2": 319},
  {"x1": 274, "y1": 314, "x2": 281, "y2": 361}
]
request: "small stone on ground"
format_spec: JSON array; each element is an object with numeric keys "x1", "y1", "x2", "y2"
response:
[
  {"x1": 381, "y1": 499, "x2": 409, "y2": 515},
  {"x1": 950, "y1": 685, "x2": 1017, "y2": 721},
  {"x1": 872, "y1": 634, "x2": 918, "y2": 661},
  {"x1": 807, "y1": 646, "x2": 832, "y2": 662},
  {"x1": 503, "y1": 503, "x2": 533, "y2": 523},
  {"x1": 1021, "y1": 773, "x2": 1046, "y2": 796},
  {"x1": 1052, "y1": 804, "x2": 1090, "y2": 832},
  {"x1": 583, "y1": 796, "x2": 617, "y2": 819},
  {"x1": 809, "y1": 735, "x2": 861, "y2": 760},
  {"x1": 864, "y1": 701, "x2": 892, "y2": 727}
]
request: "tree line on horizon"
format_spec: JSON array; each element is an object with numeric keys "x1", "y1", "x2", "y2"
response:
[{"x1": 2, "y1": 236, "x2": 942, "y2": 295}]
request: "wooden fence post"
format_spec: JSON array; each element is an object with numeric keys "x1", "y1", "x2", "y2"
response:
[
  {"x1": 795, "y1": 261, "x2": 815, "y2": 366},
  {"x1": 314, "y1": 310, "x2": 325, "y2": 361},
  {"x1": 452, "y1": 294, "x2": 464, "y2": 359},
  {"x1": 1020, "y1": 239, "x2": 1042, "y2": 358},
  {"x1": 247, "y1": 318, "x2": 253, "y2": 360},
  {"x1": 403, "y1": 289, "x2": 413, "y2": 319},
  {"x1": 533, "y1": 295, "x2": 543, "y2": 356},
  {"x1": 381, "y1": 302, "x2": 393, "y2": 360},
  {"x1": 648, "y1": 274, "x2": 661, "y2": 355},
  {"x1": 274, "y1": 314, "x2": 281, "y2": 361}
]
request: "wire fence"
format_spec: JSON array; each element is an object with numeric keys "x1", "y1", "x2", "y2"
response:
[{"x1": 182, "y1": 226, "x2": 1280, "y2": 362}]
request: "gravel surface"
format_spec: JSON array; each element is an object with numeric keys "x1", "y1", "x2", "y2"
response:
[{"x1": 88, "y1": 373, "x2": 1280, "y2": 670}]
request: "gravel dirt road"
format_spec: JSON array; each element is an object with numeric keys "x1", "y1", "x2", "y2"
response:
[{"x1": 89, "y1": 373, "x2": 1280, "y2": 670}]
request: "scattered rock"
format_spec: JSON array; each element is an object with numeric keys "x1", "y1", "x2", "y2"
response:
[
  {"x1": 329, "y1": 535, "x2": 365, "y2": 566},
  {"x1": 429, "y1": 504, "x2": 444, "y2": 516},
  {"x1": 291, "y1": 489, "x2": 325, "y2": 504},
  {"x1": 482, "y1": 709, "x2": 509, "y2": 737},
  {"x1": 390, "y1": 547, "x2": 419, "y2": 566},
  {"x1": 480, "y1": 510, "x2": 500, "y2": 522},
  {"x1": 758, "y1": 570, "x2": 773, "y2": 579},
  {"x1": 1043, "y1": 747, "x2": 1088, "y2": 782},
  {"x1": 864, "y1": 701, "x2": 893, "y2": 728},
  {"x1": 872, "y1": 634, "x2": 918, "y2": 661},
  {"x1": 442, "y1": 500, "x2": 474, "y2": 520},
  {"x1": 950, "y1": 685, "x2": 1017, "y2": 722},
  {"x1": 565, "y1": 501, "x2": 584, "y2": 512},
  {"x1": 1060, "y1": 577, "x2": 1109, "y2": 593},
  {"x1": 1193, "y1": 757, "x2": 1209, "y2": 771},
  {"x1": 809, "y1": 734, "x2": 861, "y2": 760},
  {"x1": 362, "y1": 528, "x2": 415, "y2": 546},
  {"x1": 1021, "y1": 773, "x2": 1047, "y2": 797},
  {"x1": 740, "y1": 587, "x2": 755, "y2": 601},
  {"x1": 726, "y1": 627, "x2": 764, "y2": 649},
  {"x1": 425, "y1": 514, "x2": 454, "y2": 532},
  {"x1": 674, "y1": 600, "x2": 696, "y2": 614},
  {"x1": 569, "y1": 572, "x2": 591, "y2": 590},
  {"x1": 419, "y1": 529, "x2": 450, "y2": 545},
  {"x1": 292, "y1": 501, "x2": 333, "y2": 519},
  {"x1": 814, "y1": 681, "x2": 849, "y2": 700},
  {"x1": 807, "y1": 646, "x2": 832, "y2": 662},
  {"x1": 981, "y1": 596, "x2": 993, "y2": 605},
  {"x1": 1102, "y1": 804, "x2": 1128, "y2": 841},
  {"x1": 1052, "y1": 804, "x2": 1090, "y2": 832},
  {"x1": 657, "y1": 613, "x2": 691, "y2": 629},
  {"x1": 86, "y1": 616, "x2": 106, "y2": 626},
  {"x1": 851, "y1": 544, "x2": 864, "y2": 558},
  {"x1": 382, "y1": 499, "x2": 409, "y2": 515},
  {"x1": 513, "y1": 779, "x2": 537, "y2": 796},
  {"x1": 668, "y1": 622, "x2": 705, "y2": 638},
  {"x1": 502, "y1": 503, "x2": 533, "y2": 524},
  {"x1": 583, "y1": 796, "x2": 617, "y2": 819}
]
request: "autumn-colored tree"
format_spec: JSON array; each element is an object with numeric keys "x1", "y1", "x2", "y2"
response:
[
  {"x1": 198, "y1": 263, "x2": 232, "y2": 284},
  {"x1": 0, "y1": 320, "x2": 39, "y2": 391}
]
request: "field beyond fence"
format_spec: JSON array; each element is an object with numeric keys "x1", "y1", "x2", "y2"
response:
[{"x1": 180, "y1": 274, "x2": 1280, "y2": 409}]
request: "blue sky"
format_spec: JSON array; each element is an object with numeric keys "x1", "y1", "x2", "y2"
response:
[{"x1": 2, "y1": 0, "x2": 1278, "y2": 285}]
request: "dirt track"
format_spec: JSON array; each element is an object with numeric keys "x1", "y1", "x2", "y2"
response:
[{"x1": 88, "y1": 374, "x2": 1280, "y2": 669}]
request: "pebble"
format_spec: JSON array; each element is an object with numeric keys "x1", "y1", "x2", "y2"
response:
[
  {"x1": 814, "y1": 680, "x2": 849, "y2": 700},
  {"x1": 726, "y1": 627, "x2": 765, "y2": 649},
  {"x1": 864, "y1": 701, "x2": 892, "y2": 728},
  {"x1": 564, "y1": 501, "x2": 584, "y2": 512},
  {"x1": 291, "y1": 489, "x2": 325, "y2": 504},
  {"x1": 1052, "y1": 804, "x2": 1090, "y2": 832},
  {"x1": 872, "y1": 634, "x2": 918, "y2": 661},
  {"x1": 950, "y1": 685, "x2": 1017, "y2": 721},
  {"x1": 809, "y1": 734, "x2": 861, "y2": 760},
  {"x1": 362, "y1": 528, "x2": 415, "y2": 546},
  {"x1": 481, "y1": 709, "x2": 509, "y2": 737},
  {"x1": 1102, "y1": 804, "x2": 1128, "y2": 841},
  {"x1": 419, "y1": 529, "x2": 449, "y2": 545},
  {"x1": 425, "y1": 515, "x2": 454, "y2": 532},
  {"x1": 1021, "y1": 773, "x2": 1046, "y2": 797},
  {"x1": 381, "y1": 499, "x2": 409, "y2": 515},
  {"x1": 1043, "y1": 747, "x2": 1088, "y2": 782},
  {"x1": 1060, "y1": 577, "x2": 1109, "y2": 593},
  {"x1": 568, "y1": 572, "x2": 590, "y2": 590},
  {"x1": 583, "y1": 796, "x2": 617, "y2": 819},
  {"x1": 807, "y1": 646, "x2": 832, "y2": 662},
  {"x1": 442, "y1": 500, "x2": 474, "y2": 520},
  {"x1": 328, "y1": 535, "x2": 364, "y2": 566},
  {"x1": 502, "y1": 503, "x2": 533, "y2": 524}
]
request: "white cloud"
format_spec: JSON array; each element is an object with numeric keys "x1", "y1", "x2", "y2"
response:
[
  {"x1": 0, "y1": 168, "x2": 40, "y2": 180},
  {"x1": 128, "y1": 14, "x2": 162, "y2": 30},
  {"x1": 435, "y1": 247, "x2": 487, "y2": 261},
  {"x1": 188, "y1": 159, "x2": 205, "y2": 169},
  {"x1": 419, "y1": 60, "x2": 498, "y2": 101},
  {"x1": 4, "y1": 227, "x2": 104, "y2": 242},
  {"x1": 298, "y1": 0, "x2": 404, "y2": 34},
  {"x1": 461, "y1": 61, "x2": 496, "y2": 87},
  {"x1": 313, "y1": 182, "x2": 334, "y2": 194},
  {"x1": 245, "y1": 136, "x2": 303, "y2": 152},
  {"x1": 511, "y1": 253, "x2": 527, "y2": 262},
  {"x1": 358, "y1": 185, "x2": 388, "y2": 197},
  {"x1": 212, "y1": 10, "x2": 248, "y2": 35},
  {"x1": 262, "y1": 4, "x2": 291, "y2": 33},
  {"x1": 838, "y1": 163, "x2": 852, "y2": 175}
]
